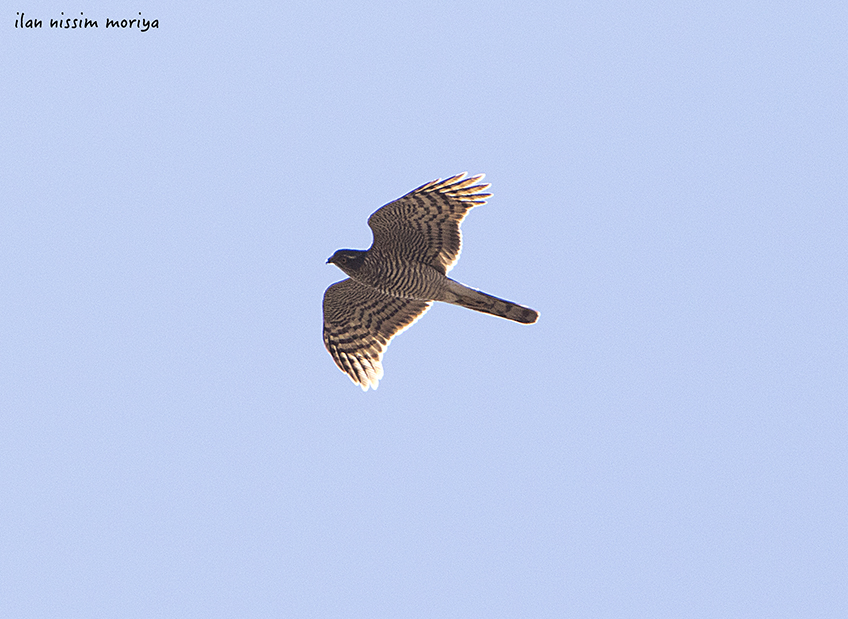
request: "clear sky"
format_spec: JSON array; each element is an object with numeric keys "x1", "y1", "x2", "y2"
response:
[{"x1": 2, "y1": 1, "x2": 845, "y2": 617}]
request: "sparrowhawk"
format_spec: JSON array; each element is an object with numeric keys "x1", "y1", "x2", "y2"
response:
[{"x1": 323, "y1": 173, "x2": 538, "y2": 390}]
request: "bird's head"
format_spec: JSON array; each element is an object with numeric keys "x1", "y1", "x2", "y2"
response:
[{"x1": 327, "y1": 249, "x2": 367, "y2": 275}]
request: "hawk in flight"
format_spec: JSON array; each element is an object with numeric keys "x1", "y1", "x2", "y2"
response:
[{"x1": 323, "y1": 173, "x2": 538, "y2": 390}]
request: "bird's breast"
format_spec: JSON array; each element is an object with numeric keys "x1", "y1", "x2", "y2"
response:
[{"x1": 356, "y1": 254, "x2": 447, "y2": 301}]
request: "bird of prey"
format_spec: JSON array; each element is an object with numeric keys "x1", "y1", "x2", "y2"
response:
[{"x1": 323, "y1": 173, "x2": 538, "y2": 390}]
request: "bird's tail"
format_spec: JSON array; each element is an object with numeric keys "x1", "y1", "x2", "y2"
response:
[{"x1": 441, "y1": 279, "x2": 539, "y2": 324}]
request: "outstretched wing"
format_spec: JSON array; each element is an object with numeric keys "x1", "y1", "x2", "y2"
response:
[
  {"x1": 367, "y1": 173, "x2": 491, "y2": 275},
  {"x1": 322, "y1": 279, "x2": 431, "y2": 391}
]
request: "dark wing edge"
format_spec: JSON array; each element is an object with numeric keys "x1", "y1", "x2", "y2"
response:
[
  {"x1": 367, "y1": 173, "x2": 492, "y2": 274},
  {"x1": 322, "y1": 279, "x2": 432, "y2": 391}
]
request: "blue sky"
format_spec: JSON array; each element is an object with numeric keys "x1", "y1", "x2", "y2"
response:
[{"x1": 2, "y1": 1, "x2": 845, "y2": 617}]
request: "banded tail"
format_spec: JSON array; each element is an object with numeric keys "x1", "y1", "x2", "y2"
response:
[{"x1": 441, "y1": 279, "x2": 539, "y2": 324}]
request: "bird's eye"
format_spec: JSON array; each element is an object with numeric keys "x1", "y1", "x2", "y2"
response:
[{"x1": 338, "y1": 256, "x2": 347, "y2": 263}]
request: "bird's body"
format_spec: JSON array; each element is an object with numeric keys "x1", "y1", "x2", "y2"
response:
[
  {"x1": 330, "y1": 249, "x2": 455, "y2": 302},
  {"x1": 323, "y1": 173, "x2": 538, "y2": 390}
]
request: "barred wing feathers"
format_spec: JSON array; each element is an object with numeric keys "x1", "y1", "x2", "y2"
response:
[
  {"x1": 367, "y1": 173, "x2": 491, "y2": 275},
  {"x1": 322, "y1": 278, "x2": 431, "y2": 391}
]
